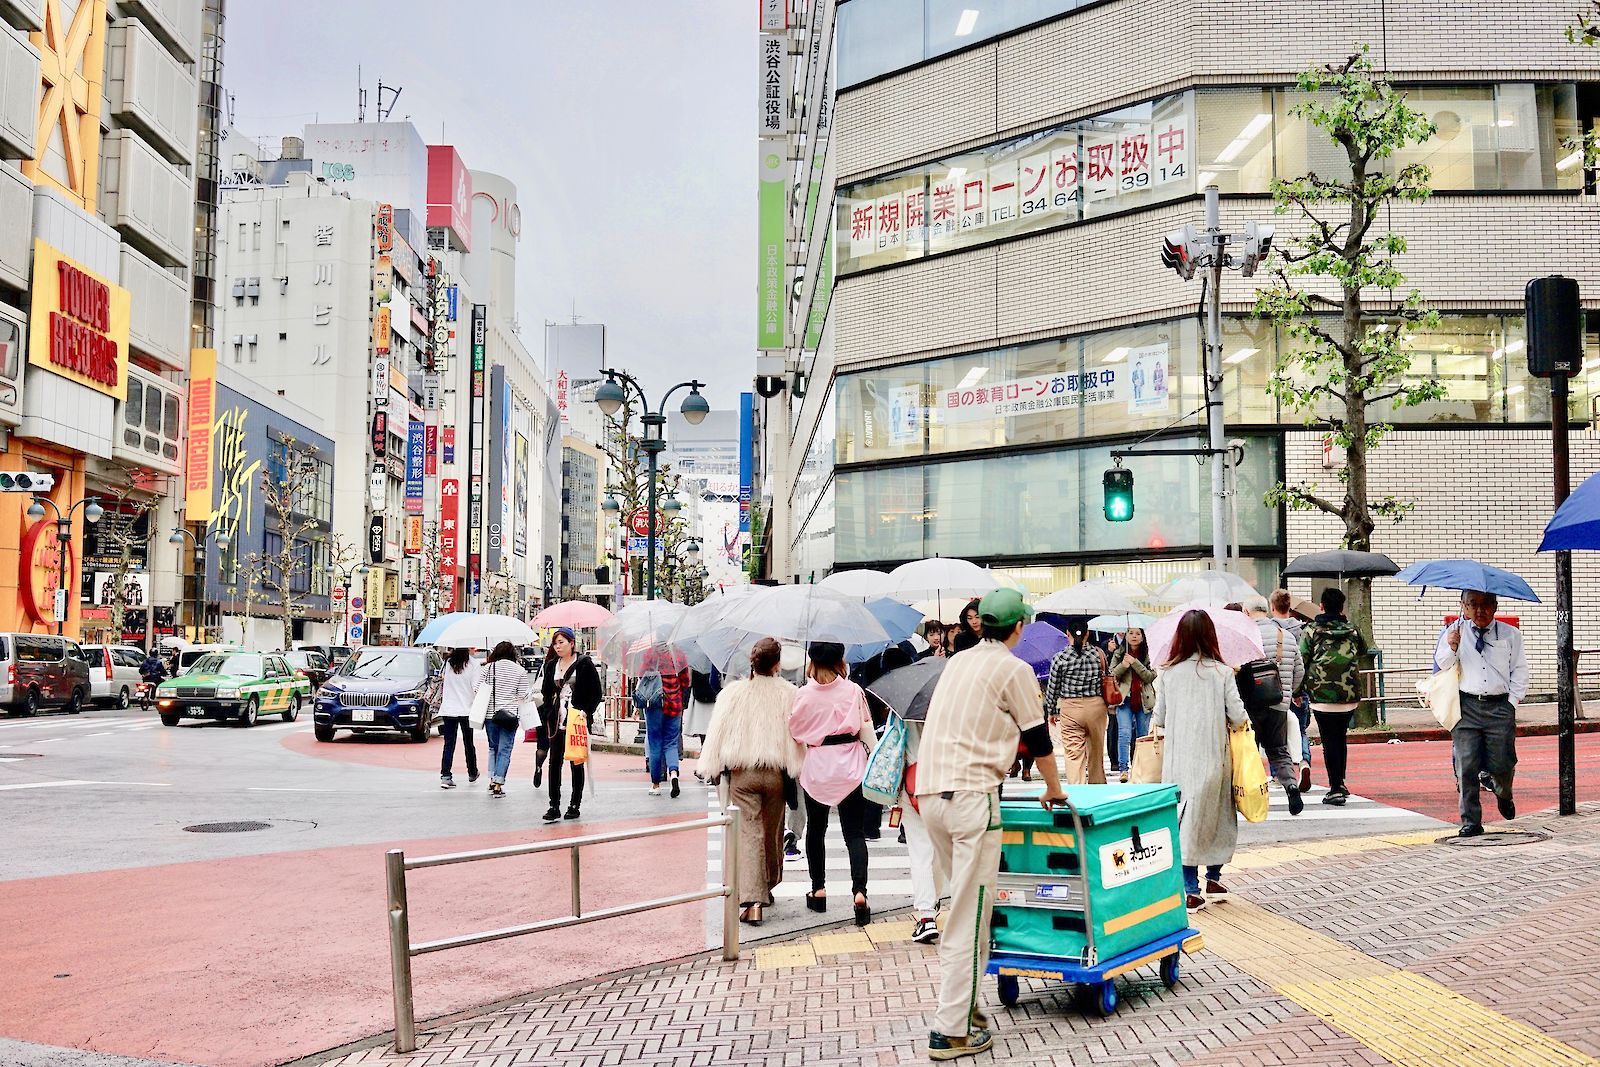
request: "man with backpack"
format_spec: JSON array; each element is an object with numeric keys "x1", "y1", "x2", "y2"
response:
[
  {"x1": 1299, "y1": 588, "x2": 1364, "y2": 806},
  {"x1": 1242, "y1": 596, "x2": 1305, "y2": 815}
]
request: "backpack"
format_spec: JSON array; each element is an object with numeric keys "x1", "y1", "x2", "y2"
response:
[
  {"x1": 1236, "y1": 625, "x2": 1284, "y2": 713},
  {"x1": 1305, "y1": 621, "x2": 1364, "y2": 704},
  {"x1": 690, "y1": 667, "x2": 721, "y2": 705},
  {"x1": 631, "y1": 670, "x2": 664, "y2": 711}
]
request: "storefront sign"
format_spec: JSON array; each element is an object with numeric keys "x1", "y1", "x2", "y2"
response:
[
  {"x1": 938, "y1": 344, "x2": 1170, "y2": 424},
  {"x1": 368, "y1": 517, "x2": 385, "y2": 563},
  {"x1": 372, "y1": 357, "x2": 389, "y2": 408},
  {"x1": 404, "y1": 420, "x2": 425, "y2": 512},
  {"x1": 369, "y1": 462, "x2": 386, "y2": 512},
  {"x1": 373, "y1": 305, "x2": 391, "y2": 356},
  {"x1": 424, "y1": 425, "x2": 438, "y2": 475},
  {"x1": 757, "y1": 147, "x2": 787, "y2": 350},
  {"x1": 439, "y1": 478, "x2": 459, "y2": 611},
  {"x1": 28, "y1": 240, "x2": 130, "y2": 400},
  {"x1": 442, "y1": 426, "x2": 456, "y2": 464},
  {"x1": 371, "y1": 411, "x2": 387, "y2": 457},
  {"x1": 185, "y1": 348, "x2": 217, "y2": 522},
  {"x1": 759, "y1": 34, "x2": 790, "y2": 139},
  {"x1": 375, "y1": 203, "x2": 394, "y2": 252},
  {"x1": 759, "y1": 0, "x2": 787, "y2": 31},
  {"x1": 405, "y1": 514, "x2": 423, "y2": 553},
  {"x1": 373, "y1": 256, "x2": 393, "y2": 305},
  {"x1": 19, "y1": 517, "x2": 68, "y2": 628},
  {"x1": 422, "y1": 373, "x2": 440, "y2": 410}
]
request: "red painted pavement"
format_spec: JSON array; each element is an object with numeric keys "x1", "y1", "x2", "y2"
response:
[
  {"x1": 0, "y1": 817, "x2": 708, "y2": 1067},
  {"x1": 1348, "y1": 732, "x2": 1600, "y2": 822},
  {"x1": 282, "y1": 728, "x2": 645, "y2": 778}
]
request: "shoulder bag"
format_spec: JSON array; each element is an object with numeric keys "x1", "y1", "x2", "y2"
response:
[
  {"x1": 1236, "y1": 626, "x2": 1284, "y2": 713},
  {"x1": 861, "y1": 714, "x2": 908, "y2": 806},
  {"x1": 486, "y1": 665, "x2": 520, "y2": 729},
  {"x1": 1100, "y1": 649, "x2": 1123, "y2": 706}
]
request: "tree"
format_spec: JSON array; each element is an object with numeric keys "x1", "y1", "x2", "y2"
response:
[
  {"x1": 1567, "y1": 7, "x2": 1600, "y2": 169},
  {"x1": 256, "y1": 440, "x2": 327, "y2": 650},
  {"x1": 598, "y1": 371, "x2": 689, "y2": 599},
  {"x1": 1255, "y1": 48, "x2": 1442, "y2": 651},
  {"x1": 745, "y1": 499, "x2": 765, "y2": 582},
  {"x1": 89, "y1": 465, "x2": 160, "y2": 646},
  {"x1": 233, "y1": 552, "x2": 275, "y2": 644}
]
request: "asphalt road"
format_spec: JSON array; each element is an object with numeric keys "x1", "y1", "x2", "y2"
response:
[{"x1": 1, "y1": 704, "x2": 1475, "y2": 1066}]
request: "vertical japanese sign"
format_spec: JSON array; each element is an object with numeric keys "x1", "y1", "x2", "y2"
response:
[
  {"x1": 757, "y1": 145, "x2": 787, "y2": 351},
  {"x1": 759, "y1": 0, "x2": 786, "y2": 31},
  {"x1": 424, "y1": 425, "x2": 438, "y2": 475},
  {"x1": 739, "y1": 391, "x2": 753, "y2": 534},
  {"x1": 373, "y1": 305, "x2": 391, "y2": 355},
  {"x1": 405, "y1": 515, "x2": 423, "y2": 553},
  {"x1": 468, "y1": 305, "x2": 486, "y2": 593},
  {"x1": 758, "y1": 34, "x2": 790, "y2": 138},
  {"x1": 442, "y1": 425, "x2": 456, "y2": 464},
  {"x1": 375, "y1": 203, "x2": 394, "y2": 252},
  {"x1": 185, "y1": 348, "x2": 216, "y2": 522},
  {"x1": 486, "y1": 365, "x2": 509, "y2": 572},
  {"x1": 439, "y1": 478, "x2": 460, "y2": 611},
  {"x1": 373, "y1": 256, "x2": 393, "y2": 305},
  {"x1": 405, "y1": 420, "x2": 425, "y2": 512}
]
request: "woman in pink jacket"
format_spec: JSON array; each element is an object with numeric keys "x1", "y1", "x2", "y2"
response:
[{"x1": 788, "y1": 641, "x2": 876, "y2": 926}]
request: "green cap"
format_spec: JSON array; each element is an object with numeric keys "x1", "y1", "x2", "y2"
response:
[{"x1": 979, "y1": 587, "x2": 1034, "y2": 628}]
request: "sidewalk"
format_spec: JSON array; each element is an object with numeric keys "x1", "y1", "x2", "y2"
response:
[{"x1": 306, "y1": 804, "x2": 1600, "y2": 1067}]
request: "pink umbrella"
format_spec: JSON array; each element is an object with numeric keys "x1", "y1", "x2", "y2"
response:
[
  {"x1": 1145, "y1": 600, "x2": 1264, "y2": 669},
  {"x1": 532, "y1": 600, "x2": 615, "y2": 629}
]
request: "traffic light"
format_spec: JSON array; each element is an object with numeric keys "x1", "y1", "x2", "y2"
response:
[
  {"x1": 1160, "y1": 224, "x2": 1204, "y2": 281},
  {"x1": 1237, "y1": 221, "x2": 1275, "y2": 277},
  {"x1": 1103, "y1": 467, "x2": 1134, "y2": 522},
  {"x1": 0, "y1": 471, "x2": 54, "y2": 493}
]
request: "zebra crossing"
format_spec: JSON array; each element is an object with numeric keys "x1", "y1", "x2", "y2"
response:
[{"x1": 0, "y1": 712, "x2": 303, "y2": 747}]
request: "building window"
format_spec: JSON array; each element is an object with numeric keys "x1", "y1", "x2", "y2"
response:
[{"x1": 837, "y1": 0, "x2": 1094, "y2": 88}]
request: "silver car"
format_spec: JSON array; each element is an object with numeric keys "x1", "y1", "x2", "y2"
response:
[{"x1": 79, "y1": 645, "x2": 147, "y2": 709}]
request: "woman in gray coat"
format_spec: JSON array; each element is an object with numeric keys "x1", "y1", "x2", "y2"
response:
[{"x1": 1151, "y1": 610, "x2": 1249, "y2": 911}]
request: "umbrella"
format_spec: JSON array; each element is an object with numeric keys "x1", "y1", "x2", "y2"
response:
[
  {"x1": 1540, "y1": 469, "x2": 1600, "y2": 551},
  {"x1": 1012, "y1": 622, "x2": 1069, "y2": 679},
  {"x1": 695, "y1": 585, "x2": 892, "y2": 672},
  {"x1": 864, "y1": 657, "x2": 945, "y2": 722},
  {"x1": 1150, "y1": 569, "x2": 1258, "y2": 606},
  {"x1": 1146, "y1": 601, "x2": 1265, "y2": 668},
  {"x1": 1035, "y1": 578, "x2": 1141, "y2": 616},
  {"x1": 1392, "y1": 560, "x2": 1540, "y2": 603},
  {"x1": 417, "y1": 612, "x2": 538, "y2": 648},
  {"x1": 532, "y1": 600, "x2": 616, "y2": 629},
  {"x1": 866, "y1": 597, "x2": 925, "y2": 642},
  {"x1": 885, "y1": 557, "x2": 1003, "y2": 600},
  {"x1": 911, "y1": 595, "x2": 976, "y2": 624},
  {"x1": 1087, "y1": 611, "x2": 1158, "y2": 632},
  {"x1": 817, "y1": 569, "x2": 894, "y2": 599},
  {"x1": 597, "y1": 601, "x2": 689, "y2": 669},
  {"x1": 664, "y1": 586, "x2": 761, "y2": 672},
  {"x1": 1283, "y1": 550, "x2": 1401, "y2": 579}
]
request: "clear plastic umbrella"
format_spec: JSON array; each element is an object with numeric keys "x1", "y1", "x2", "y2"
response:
[
  {"x1": 817, "y1": 569, "x2": 894, "y2": 600},
  {"x1": 1150, "y1": 569, "x2": 1259, "y2": 607},
  {"x1": 885, "y1": 557, "x2": 1003, "y2": 601},
  {"x1": 597, "y1": 601, "x2": 689, "y2": 672},
  {"x1": 1146, "y1": 601, "x2": 1265, "y2": 668},
  {"x1": 696, "y1": 585, "x2": 892, "y2": 673},
  {"x1": 1036, "y1": 578, "x2": 1142, "y2": 616}
]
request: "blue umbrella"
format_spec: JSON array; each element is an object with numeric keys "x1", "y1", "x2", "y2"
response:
[
  {"x1": 414, "y1": 613, "x2": 478, "y2": 645},
  {"x1": 1540, "y1": 469, "x2": 1600, "y2": 551},
  {"x1": 1392, "y1": 560, "x2": 1540, "y2": 603},
  {"x1": 866, "y1": 597, "x2": 925, "y2": 641},
  {"x1": 1012, "y1": 622, "x2": 1069, "y2": 680}
]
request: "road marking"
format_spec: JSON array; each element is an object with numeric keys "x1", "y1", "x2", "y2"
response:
[
  {"x1": 246, "y1": 787, "x2": 340, "y2": 793},
  {"x1": 0, "y1": 779, "x2": 172, "y2": 790}
]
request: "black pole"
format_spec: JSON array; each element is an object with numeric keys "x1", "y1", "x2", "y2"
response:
[
  {"x1": 1553, "y1": 371, "x2": 1577, "y2": 816},
  {"x1": 646, "y1": 447, "x2": 658, "y2": 602},
  {"x1": 56, "y1": 520, "x2": 68, "y2": 637}
]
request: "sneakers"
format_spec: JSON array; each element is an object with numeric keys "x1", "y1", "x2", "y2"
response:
[
  {"x1": 1185, "y1": 893, "x2": 1208, "y2": 912},
  {"x1": 489, "y1": 782, "x2": 505, "y2": 798},
  {"x1": 441, "y1": 778, "x2": 456, "y2": 789},
  {"x1": 1321, "y1": 786, "x2": 1349, "y2": 806},
  {"x1": 783, "y1": 832, "x2": 801, "y2": 862},
  {"x1": 648, "y1": 785, "x2": 662, "y2": 797},
  {"x1": 563, "y1": 804, "x2": 581, "y2": 820},
  {"x1": 1285, "y1": 784, "x2": 1304, "y2": 816},
  {"x1": 1204, "y1": 879, "x2": 1229, "y2": 901},
  {"x1": 1298, "y1": 766, "x2": 1312, "y2": 792},
  {"x1": 669, "y1": 773, "x2": 681, "y2": 799},
  {"x1": 468, "y1": 772, "x2": 481, "y2": 784},
  {"x1": 542, "y1": 805, "x2": 561, "y2": 822},
  {"x1": 1497, "y1": 795, "x2": 1516, "y2": 820},
  {"x1": 912, "y1": 917, "x2": 940, "y2": 944},
  {"x1": 927, "y1": 1029, "x2": 993, "y2": 1061},
  {"x1": 1458, "y1": 824, "x2": 1485, "y2": 838}
]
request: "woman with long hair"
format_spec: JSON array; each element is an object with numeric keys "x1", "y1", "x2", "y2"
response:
[
  {"x1": 1042, "y1": 624, "x2": 1111, "y2": 783},
  {"x1": 1112, "y1": 628, "x2": 1157, "y2": 783},
  {"x1": 788, "y1": 641, "x2": 875, "y2": 926},
  {"x1": 537, "y1": 627, "x2": 603, "y2": 822},
  {"x1": 698, "y1": 637, "x2": 803, "y2": 925},
  {"x1": 437, "y1": 647, "x2": 481, "y2": 789},
  {"x1": 1152, "y1": 610, "x2": 1249, "y2": 910},
  {"x1": 951, "y1": 600, "x2": 983, "y2": 655},
  {"x1": 480, "y1": 641, "x2": 532, "y2": 798}
]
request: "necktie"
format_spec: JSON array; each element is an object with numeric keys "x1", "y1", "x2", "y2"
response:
[{"x1": 1473, "y1": 625, "x2": 1488, "y2": 653}]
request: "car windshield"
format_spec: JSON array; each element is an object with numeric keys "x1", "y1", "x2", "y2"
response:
[
  {"x1": 283, "y1": 653, "x2": 309, "y2": 666},
  {"x1": 191, "y1": 653, "x2": 263, "y2": 677},
  {"x1": 338, "y1": 651, "x2": 427, "y2": 684}
]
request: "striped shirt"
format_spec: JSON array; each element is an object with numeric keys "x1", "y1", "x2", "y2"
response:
[{"x1": 915, "y1": 640, "x2": 1046, "y2": 794}]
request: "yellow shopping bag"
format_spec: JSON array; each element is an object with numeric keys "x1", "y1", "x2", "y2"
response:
[
  {"x1": 563, "y1": 705, "x2": 590, "y2": 764},
  {"x1": 1230, "y1": 723, "x2": 1270, "y2": 823}
]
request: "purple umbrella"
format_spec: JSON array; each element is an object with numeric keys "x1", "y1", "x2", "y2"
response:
[{"x1": 1012, "y1": 622, "x2": 1069, "y2": 680}]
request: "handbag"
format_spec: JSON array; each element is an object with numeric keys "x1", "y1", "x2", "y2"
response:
[
  {"x1": 563, "y1": 703, "x2": 590, "y2": 763},
  {"x1": 1229, "y1": 722, "x2": 1270, "y2": 822},
  {"x1": 1100, "y1": 649, "x2": 1123, "y2": 706},
  {"x1": 467, "y1": 683, "x2": 491, "y2": 729},
  {"x1": 862, "y1": 714, "x2": 909, "y2": 806},
  {"x1": 1129, "y1": 733, "x2": 1163, "y2": 784},
  {"x1": 1418, "y1": 664, "x2": 1462, "y2": 731},
  {"x1": 1237, "y1": 626, "x2": 1284, "y2": 713}
]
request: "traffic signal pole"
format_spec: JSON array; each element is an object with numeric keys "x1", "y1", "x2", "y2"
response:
[
  {"x1": 1203, "y1": 186, "x2": 1228, "y2": 571},
  {"x1": 1552, "y1": 367, "x2": 1576, "y2": 816}
]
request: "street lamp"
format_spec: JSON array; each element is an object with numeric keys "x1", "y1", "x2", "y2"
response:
[
  {"x1": 589, "y1": 369, "x2": 710, "y2": 601},
  {"x1": 168, "y1": 526, "x2": 231, "y2": 642},
  {"x1": 328, "y1": 561, "x2": 370, "y2": 645},
  {"x1": 26, "y1": 496, "x2": 103, "y2": 636}
]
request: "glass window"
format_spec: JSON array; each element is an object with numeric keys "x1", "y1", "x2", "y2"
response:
[
  {"x1": 836, "y1": 0, "x2": 925, "y2": 88},
  {"x1": 143, "y1": 385, "x2": 162, "y2": 433},
  {"x1": 164, "y1": 395, "x2": 180, "y2": 440},
  {"x1": 1197, "y1": 90, "x2": 1277, "y2": 194},
  {"x1": 125, "y1": 379, "x2": 143, "y2": 428},
  {"x1": 835, "y1": 465, "x2": 923, "y2": 563}
]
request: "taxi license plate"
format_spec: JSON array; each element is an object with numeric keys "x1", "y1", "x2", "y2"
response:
[{"x1": 353, "y1": 709, "x2": 375, "y2": 723}]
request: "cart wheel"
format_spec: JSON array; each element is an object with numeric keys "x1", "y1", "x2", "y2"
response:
[
  {"x1": 996, "y1": 975, "x2": 1019, "y2": 1008},
  {"x1": 1095, "y1": 980, "x2": 1119, "y2": 1016},
  {"x1": 1160, "y1": 953, "x2": 1181, "y2": 989}
]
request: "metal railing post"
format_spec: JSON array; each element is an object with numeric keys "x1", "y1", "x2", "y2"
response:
[
  {"x1": 722, "y1": 804, "x2": 741, "y2": 962},
  {"x1": 386, "y1": 849, "x2": 417, "y2": 1053},
  {"x1": 571, "y1": 847, "x2": 582, "y2": 918}
]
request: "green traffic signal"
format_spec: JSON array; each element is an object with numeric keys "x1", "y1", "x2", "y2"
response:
[{"x1": 1103, "y1": 468, "x2": 1134, "y2": 522}]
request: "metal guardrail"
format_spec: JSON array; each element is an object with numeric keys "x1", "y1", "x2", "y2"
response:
[{"x1": 385, "y1": 808, "x2": 742, "y2": 1053}]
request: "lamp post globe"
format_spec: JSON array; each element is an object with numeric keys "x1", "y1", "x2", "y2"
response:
[
  {"x1": 662, "y1": 493, "x2": 682, "y2": 514},
  {"x1": 215, "y1": 531, "x2": 231, "y2": 552},
  {"x1": 601, "y1": 494, "x2": 620, "y2": 514},
  {"x1": 84, "y1": 502, "x2": 104, "y2": 524},
  {"x1": 680, "y1": 389, "x2": 710, "y2": 426},
  {"x1": 594, "y1": 377, "x2": 626, "y2": 417},
  {"x1": 27, "y1": 501, "x2": 45, "y2": 521}
]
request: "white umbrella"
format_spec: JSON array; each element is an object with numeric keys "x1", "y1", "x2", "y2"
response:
[
  {"x1": 421, "y1": 612, "x2": 537, "y2": 648},
  {"x1": 665, "y1": 586, "x2": 761, "y2": 672},
  {"x1": 817, "y1": 568, "x2": 893, "y2": 599},
  {"x1": 1036, "y1": 578, "x2": 1142, "y2": 616},
  {"x1": 1087, "y1": 611, "x2": 1159, "y2": 632},
  {"x1": 1150, "y1": 569, "x2": 1258, "y2": 607},
  {"x1": 911, "y1": 595, "x2": 976, "y2": 624},
  {"x1": 696, "y1": 585, "x2": 892, "y2": 672},
  {"x1": 886, "y1": 557, "x2": 1002, "y2": 601}
]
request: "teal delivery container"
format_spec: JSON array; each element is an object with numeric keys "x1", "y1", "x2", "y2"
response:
[{"x1": 992, "y1": 783, "x2": 1186, "y2": 966}]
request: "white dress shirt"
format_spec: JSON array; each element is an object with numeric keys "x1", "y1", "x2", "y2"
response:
[{"x1": 1434, "y1": 620, "x2": 1528, "y2": 706}]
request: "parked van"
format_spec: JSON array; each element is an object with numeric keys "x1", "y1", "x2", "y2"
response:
[
  {"x1": 1, "y1": 634, "x2": 94, "y2": 715},
  {"x1": 80, "y1": 644, "x2": 147, "y2": 709}
]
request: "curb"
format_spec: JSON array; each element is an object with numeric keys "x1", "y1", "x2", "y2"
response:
[{"x1": 1348, "y1": 720, "x2": 1599, "y2": 744}]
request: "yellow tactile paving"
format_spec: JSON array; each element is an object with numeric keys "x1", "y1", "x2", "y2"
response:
[
  {"x1": 810, "y1": 930, "x2": 874, "y2": 956},
  {"x1": 864, "y1": 920, "x2": 915, "y2": 945},
  {"x1": 1199, "y1": 900, "x2": 1600, "y2": 1067},
  {"x1": 753, "y1": 943, "x2": 817, "y2": 970},
  {"x1": 1230, "y1": 828, "x2": 1443, "y2": 871}
]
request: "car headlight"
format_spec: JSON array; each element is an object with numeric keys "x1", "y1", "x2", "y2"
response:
[
  {"x1": 396, "y1": 689, "x2": 424, "y2": 701},
  {"x1": 216, "y1": 687, "x2": 240, "y2": 699}
]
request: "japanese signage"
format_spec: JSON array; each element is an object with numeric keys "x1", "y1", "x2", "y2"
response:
[
  {"x1": 369, "y1": 463, "x2": 386, "y2": 512},
  {"x1": 739, "y1": 391, "x2": 754, "y2": 534},
  {"x1": 425, "y1": 145, "x2": 474, "y2": 252},
  {"x1": 759, "y1": 34, "x2": 790, "y2": 138},
  {"x1": 373, "y1": 305, "x2": 391, "y2": 355},
  {"x1": 424, "y1": 425, "x2": 438, "y2": 475},
  {"x1": 375, "y1": 203, "x2": 394, "y2": 253},
  {"x1": 422, "y1": 374, "x2": 441, "y2": 410},
  {"x1": 368, "y1": 517, "x2": 385, "y2": 564},
  {"x1": 185, "y1": 348, "x2": 217, "y2": 522},
  {"x1": 371, "y1": 412, "x2": 388, "y2": 457},
  {"x1": 373, "y1": 256, "x2": 392, "y2": 305},
  {"x1": 468, "y1": 306, "x2": 486, "y2": 589},
  {"x1": 447, "y1": 286, "x2": 458, "y2": 321},
  {"x1": 439, "y1": 478, "x2": 459, "y2": 611},
  {"x1": 1127, "y1": 344, "x2": 1171, "y2": 414},
  {"x1": 28, "y1": 240, "x2": 130, "y2": 400},
  {"x1": 939, "y1": 344, "x2": 1171, "y2": 424},
  {"x1": 405, "y1": 515, "x2": 423, "y2": 553},
  {"x1": 442, "y1": 426, "x2": 456, "y2": 464},
  {"x1": 372, "y1": 357, "x2": 390, "y2": 408},
  {"x1": 405, "y1": 420, "x2": 425, "y2": 512},
  {"x1": 758, "y1": 146, "x2": 787, "y2": 350},
  {"x1": 1098, "y1": 827, "x2": 1173, "y2": 888},
  {"x1": 760, "y1": 0, "x2": 787, "y2": 31},
  {"x1": 556, "y1": 370, "x2": 569, "y2": 421}
]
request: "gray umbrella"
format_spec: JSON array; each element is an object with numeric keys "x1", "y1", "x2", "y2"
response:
[
  {"x1": 1282, "y1": 550, "x2": 1402, "y2": 579},
  {"x1": 864, "y1": 657, "x2": 945, "y2": 722}
]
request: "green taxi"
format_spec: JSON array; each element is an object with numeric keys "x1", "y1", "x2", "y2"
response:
[{"x1": 155, "y1": 651, "x2": 313, "y2": 727}]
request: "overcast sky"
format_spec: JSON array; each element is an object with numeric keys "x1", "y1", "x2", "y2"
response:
[{"x1": 227, "y1": 1, "x2": 752, "y2": 407}]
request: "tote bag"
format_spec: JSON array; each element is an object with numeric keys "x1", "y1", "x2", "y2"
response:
[
  {"x1": 563, "y1": 703, "x2": 590, "y2": 763},
  {"x1": 1417, "y1": 664, "x2": 1462, "y2": 731},
  {"x1": 1129, "y1": 733, "x2": 1163, "y2": 784},
  {"x1": 861, "y1": 714, "x2": 909, "y2": 806},
  {"x1": 467, "y1": 683, "x2": 491, "y2": 729},
  {"x1": 1230, "y1": 723, "x2": 1270, "y2": 823}
]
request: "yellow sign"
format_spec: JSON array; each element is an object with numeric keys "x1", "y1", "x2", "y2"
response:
[
  {"x1": 373, "y1": 305, "x2": 391, "y2": 354},
  {"x1": 365, "y1": 567, "x2": 386, "y2": 621},
  {"x1": 28, "y1": 240, "x2": 130, "y2": 400},
  {"x1": 186, "y1": 348, "x2": 217, "y2": 522},
  {"x1": 405, "y1": 515, "x2": 423, "y2": 552}
]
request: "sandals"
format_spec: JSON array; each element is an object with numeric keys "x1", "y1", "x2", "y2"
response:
[{"x1": 805, "y1": 891, "x2": 827, "y2": 913}]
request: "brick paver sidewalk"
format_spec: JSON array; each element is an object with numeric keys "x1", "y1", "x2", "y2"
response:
[{"x1": 308, "y1": 805, "x2": 1600, "y2": 1067}]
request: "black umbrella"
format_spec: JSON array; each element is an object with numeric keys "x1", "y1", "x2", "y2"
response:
[
  {"x1": 864, "y1": 657, "x2": 945, "y2": 722},
  {"x1": 1282, "y1": 550, "x2": 1401, "y2": 579}
]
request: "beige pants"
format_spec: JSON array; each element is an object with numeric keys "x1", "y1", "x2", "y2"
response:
[
  {"x1": 727, "y1": 766, "x2": 786, "y2": 906},
  {"x1": 1057, "y1": 696, "x2": 1109, "y2": 784},
  {"x1": 920, "y1": 789, "x2": 1002, "y2": 1039}
]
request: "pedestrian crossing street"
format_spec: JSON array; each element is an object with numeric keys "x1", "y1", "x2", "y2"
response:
[{"x1": 0, "y1": 712, "x2": 302, "y2": 749}]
